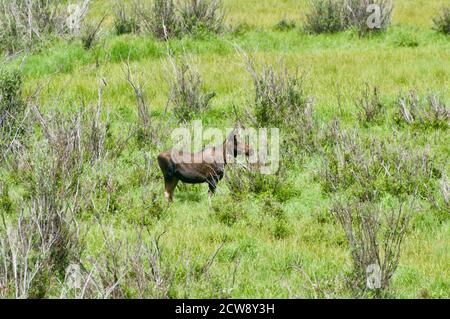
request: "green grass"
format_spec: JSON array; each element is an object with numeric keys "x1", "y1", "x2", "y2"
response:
[{"x1": 1, "y1": 0, "x2": 449, "y2": 299}]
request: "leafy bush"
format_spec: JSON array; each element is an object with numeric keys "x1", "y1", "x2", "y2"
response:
[
  {"x1": 0, "y1": 67, "x2": 23, "y2": 118},
  {"x1": 225, "y1": 162, "x2": 292, "y2": 201},
  {"x1": 432, "y1": 6, "x2": 450, "y2": 34},
  {"x1": 391, "y1": 27, "x2": 420, "y2": 47}
]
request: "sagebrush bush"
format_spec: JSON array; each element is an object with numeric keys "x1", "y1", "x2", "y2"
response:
[
  {"x1": 136, "y1": 0, "x2": 179, "y2": 39},
  {"x1": 318, "y1": 123, "x2": 440, "y2": 201},
  {"x1": 346, "y1": 0, "x2": 393, "y2": 36},
  {"x1": 396, "y1": 91, "x2": 449, "y2": 129},
  {"x1": 167, "y1": 57, "x2": 215, "y2": 122},
  {"x1": 80, "y1": 17, "x2": 105, "y2": 50},
  {"x1": 244, "y1": 57, "x2": 318, "y2": 157},
  {"x1": 356, "y1": 84, "x2": 385, "y2": 125},
  {"x1": 246, "y1": 59, "x2": 310, "y2": 128},
  {"x1": 304, "y1": 0, "x2": 393, "y2": 36},
  {"x1": 135, "y1": 0, "x2": 224, "y2": 39},
  {"x1": 304, "y1": 0, "x2": 347, "y2": 34},
  {"x1": 330, "y1": 199, "x2": 410, "y2": 297},
  {"x1": 432, "y1": 6, "x2": 450, "y2": 34},
  {"x1": 114, "y1": 2, "x2": 140, "y2": 35},
  {"x1": 179, "y1": 0, "x2": 224, "y2": 35},
  {"x1": 0, "y1": 0, "x2": 72, "y2": 53}
]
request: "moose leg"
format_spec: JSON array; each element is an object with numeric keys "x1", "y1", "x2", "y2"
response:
[
  {"x1": 164, "y1": 178, "x2": 179, "y2": 202},
  {"x1": 207, "y1": 181, "x2": 217, "y2": 207}
]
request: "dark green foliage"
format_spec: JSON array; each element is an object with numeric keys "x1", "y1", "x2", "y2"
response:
[
  {"x1": 80, "y1": 17, "x2": 105, "y2": 50},
  {"x1": 432, "y1": 6, "x2": 450, "y2": 34},
  {"x1": 114, "y1": 2, "x2": 140, "y2": 35},
  {"x1": 274, "y1": 19, "x2": 296, "y2": 31},
  {"x1": 211, "y1": 196, "x2": 244, "y2": 226},
  {"x1": 0, "y1": 67, "x2": 25, "y2": 154},
  {"x1": 0, "y1": 68, "x2": 23, "y2": 116}
]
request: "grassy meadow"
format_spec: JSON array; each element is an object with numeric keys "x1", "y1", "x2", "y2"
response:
[{"x1": 0, "y1": 0, "x2": 449, "y2": 298}]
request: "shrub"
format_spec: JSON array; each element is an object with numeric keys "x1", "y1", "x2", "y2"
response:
[
  {"x1": 261, "y1": 198, "x2": 290, "y2": 239},
  {"x1": 318, "y1": 124, "x2": 440, "y2": 201},
  {"x1": 432, "y1": 6, "x2": 450, "y2": 35},
  {"x1": 304, "y1": 0, "x2": 393, "y2": 36},
  {"x1": 0, "y1": 0, "x2": 87, "y2": 54},
  {"x1": 243, "y1": 56, "x2": 317, "y2": 157},
  {"x1": 135, "y1": 0, "x2": 179, "y2": 40},
  {"x1": 356, "y1": 84, "x2": 385, "y2": 125},
  {"x1": 304, "y1": 0, "x2": 347, "y2": 34},
  {"x1": 246, "y1": 59, "x2": 310, "y2": 128},
  {"x1": 80, "y1": 17, "x2": 105, "y2": 50},
  {"x1": 166, "y1": 56, "x2": 215, "y2": 123},
  {"x1": 0, "y1": 67, "x2": 25, "y2": 157},
  {"x1": 211, "y1": 196, "x2": 244, "y2": 226},
  {"x1": 330, "y1": 199, "x2": 410, "y2": 297},
  {"x1": 396, "y1": 91, "x2": 449, "y2": 129},
  {"x1": 135, "y1": 0, "x2": 224, "y2": 39},
  {"x1": 0, "y1": 67, "x2": 23, "y2": 120},
  {"x1": 274, "y1": 19, "x2": 296, "y2": 31},
  {"x1": 179, "y1": 0, "x2": 224, "y2": 35},
  {"x1": 391, "y1": 27, "x2": 420, "y2": 47},
  {"x1": 225, "y1": 162, "x2": 292, "y2": 201},
  {"x1": 0, "y1": 202, "x2": 82, "y2": 298},
  {"x1": 114, "y1": 2, "x2": 140, "y2": 35},
  {"x1": 346, "y1": 0, "x2": 393, "y2": 36}
]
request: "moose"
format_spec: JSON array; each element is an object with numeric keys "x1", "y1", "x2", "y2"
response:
[{"x1": 157, "y1": 129, "x2": 252, "y2": 202}]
